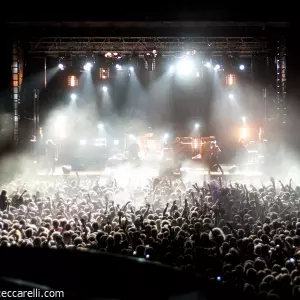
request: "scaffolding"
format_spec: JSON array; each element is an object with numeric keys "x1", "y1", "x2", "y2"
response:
[
  {"x1": 28, "y1": 36, "x2": 269, "y2": 57},
  {"x1": 9, "y1": 25, "x2": 287, "y2": 145},
  {"x1": 276, "y1": 39, "x2": 287, "y2": 125},
  {"x1": 11, "y1": 41, "x2": 22, "y2": 147}
]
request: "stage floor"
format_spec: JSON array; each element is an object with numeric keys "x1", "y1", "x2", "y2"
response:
[{"x1": 36, "y1": 164, "x2": 263, "y2": 179}]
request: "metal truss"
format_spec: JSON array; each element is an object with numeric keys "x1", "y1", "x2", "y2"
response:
[
  {"x1": 11, "y1": 41, "x2": 21, "y2": 147},
  {"x1": 28, "y1": 36, "x2": 269, "y2": 57}
]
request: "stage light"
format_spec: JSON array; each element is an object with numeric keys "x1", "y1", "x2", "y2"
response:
[
  {"x1": 240, "y1": 128, "x2": 247, "y2": 139},
  {"x1": 79, "y1": 139, "x2": 86, "y2": 146},
  {"x1": 84, "y1": 62, "x2": 93, "y2": 71},
  {"x1": 129, "y1": 66, "x2": 134, "y2": 71},
  {"x1": 58, "y1": 63, "x2": 65, "y2": 70},
  {"x1": 102, "y1": 86, "x2": 108, "y2": 92},
  {"x1": 241, "y1": 116, "x2": 246, "y2": 123},
  {"x1": 97, "y1": 123, "x2": 104, "y2": 130},
  {"x1": 114, "y1": 140, "x2": 119, "y2": 146},
  {"x1": 239, "y1": 64, "x2": 245, "y2": 70},
  {"x1": 100, "y1": 68, "x2": 109, "y2": 80},
  {"x1": 169, "y1": 66, "x2": 174, "y2": 72},
  {"x1": 116, "y1": 64, "x2": 123, "y2": 70},
  {"x1": 68, "y1": 75, "x2": 78, "y2": 87},
  {"x1": 194, "y1": 123, "x2": 200, "y2": 129},
  {"x1": 105, "y1": 52, "x2": 112, "y2": 58},
  {"x1": 177, "y1": 58, "x2": 193, "y2": 75},
  {"x1": 229, "y1": 93, "x2": 234, "y2": 100},
  {"x1": 70, "y1": 93, "x2": 77, "y2": 100},
  {"x1": 164, "y1": 133, "x2": 169, "y2": 139},
  {"x1": 204, "y1": 62, "x2": 211, "y2": 68},
  {"x1": 214, "y1": 64, "x2": 220, "y2": 71},
  {"x1": 226, "y1": 73, "x2": 236, "y2": 85}
]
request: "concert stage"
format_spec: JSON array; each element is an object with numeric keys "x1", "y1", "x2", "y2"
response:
[{"x1": 35, "y1": 164, "x2": 265, "y2": 183}]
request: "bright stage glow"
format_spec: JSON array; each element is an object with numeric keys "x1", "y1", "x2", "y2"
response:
[
  {"x1": 214, "y1": 64, "x2": 220, "y2": 70},
  {"x1": 169, "y1": 66, "x2": 174, "y2": 72},
  {"x1": 84, "y1": 62, "x2": 93, "y2": 71},
  {"x1": 55, "y1": 116, "x2": 66, "y2": 139},
  {"x1": 194, "y1": 123, "x2": 200, "y2": 129},
  {"x1": 97, "y1": 123, "x2": 104, "y2": 130},
  {"x1": 114, "y1": 140, "x2": 119, "y2": 145},
  {"x1": 58, "y1": 63, "x2": 65, "y2": 70},
  {"x1": 239, "y1": 64, "x2": 245, "y2": 70},
  {"x1": 70, "y1": 93, "x2": 77, "y2": 100},
  {"x1": 129, "y1": 66, "x2": 134, "y2": 71},
  {"x1": 102, "y1": 86, "x2": 108, "y2": 92},
  {"x1": 176, "y1": 58, "x2": 194, "y2": 74},
  {"x1": 79, "y1": 139, "x2": 86, "y2": 146},
  {"x1": 164, "y1": 133, "x2": 169, "y2": 139},
  {"x1": 229, "y1": 93, "x2": 234, "y2": 100},
  {"x1": 204, "y1": 62, "x2": 211, "y2": 68},
  {"x1": 241, "y1": 128, "x2": 247, "y2": 139},
  {"x1": 241, "y1": 116, "x2": 246, "y2": 123}
]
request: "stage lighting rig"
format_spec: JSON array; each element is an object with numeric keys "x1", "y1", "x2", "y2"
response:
[
  {"x1": 226, "y1": 74, "x2": 236, "y2": 86},
  {"x1": 70, "y1": 93, "x2": 77, "y2": 100},
  {"x1": 105, "y1": 52, "x2": 113, "y2": 58},
  {"x1": 83, "y1": 62, "x2": 93, "y2": 71},
  {"x1": 58, "y1": 57, "x2": 66, "y2": 70},
  {"x1": 144, "y1": 52, "x2": 157, "y2": 71},
  {"x1": 99, "y1": 68, "x2": 109, "y2": 80},
  {"x1": 185, "y1": 50, "x2": 197, "y2": 56},
  {"x1": 82, "y1": 55, "x2": 95, "y2": 71},
  {"x1": 214, "y1": 64, "x2": 220, "y2": 71},
  {"x1": 67, "y1": 75, "x2": 78, "y2": 87},
  {"x1": 116, "y1": 64, "x2": 123, "y2": 71},
  {"x1": 204, "y1": 62, "x2": 212, "y2": 68},
  {"x1": 58, "y1": 63, "x2": 65, "y2": 70},
  {"x1": 105, "y1": 52, "x2": 120, "y2": 58}
]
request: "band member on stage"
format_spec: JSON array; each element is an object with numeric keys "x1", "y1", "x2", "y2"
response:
[
  {"x1": 237, "y1": 138, "x2": 248, "y2": 164},
  {"x1": 46, "y1": 139, "x2": 58, "y2": 174},
  {"x1": 209, "y1": 142, "x2": 224, "y2": 175},
  {"x1": 128, "y1": 142, "x2": 140, "y2": 161}
]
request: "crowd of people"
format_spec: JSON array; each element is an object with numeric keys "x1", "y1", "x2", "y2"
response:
[{"x1": 0, "y1": 171, "x2": 300, "y2": 299}]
